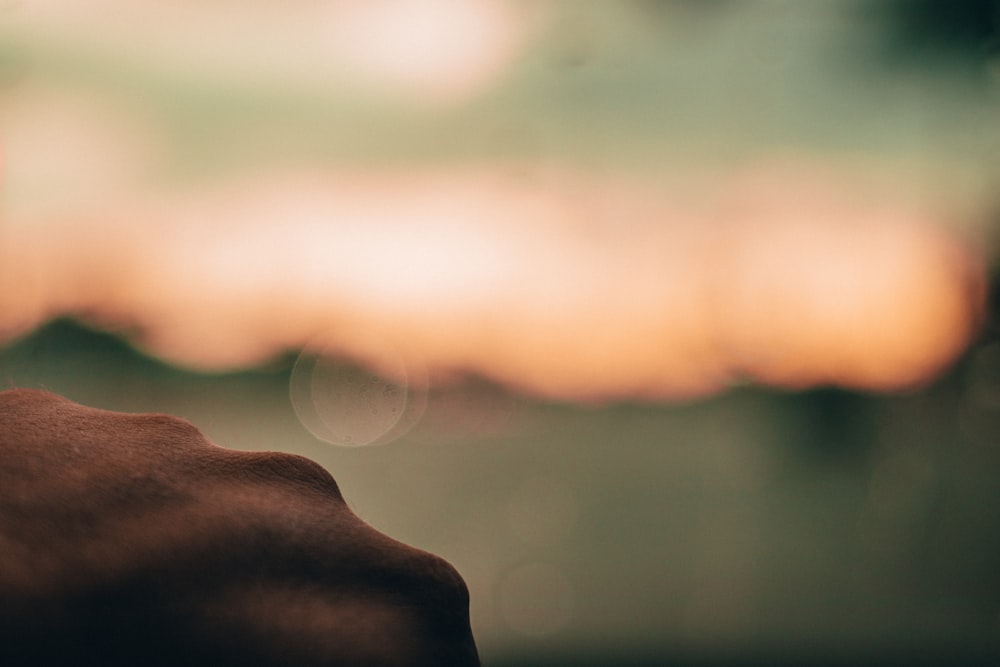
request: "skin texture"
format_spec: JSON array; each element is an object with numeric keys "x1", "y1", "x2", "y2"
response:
[{"x1": 0, "y1": 389, "x2": 480, "y2": 667}]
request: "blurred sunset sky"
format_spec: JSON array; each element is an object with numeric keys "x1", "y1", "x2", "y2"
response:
[{"x1": 1, "y1": 0, "x2": 995, "y2": 403}]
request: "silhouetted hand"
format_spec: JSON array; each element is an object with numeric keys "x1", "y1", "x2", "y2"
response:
[{"x1": 0, "y1": 389, "x2": 479, "y2": 667}]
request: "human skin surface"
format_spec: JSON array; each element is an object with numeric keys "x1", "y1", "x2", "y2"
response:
[{"x1": 0, "y1": 388, "x2": 480, "y2": 666}]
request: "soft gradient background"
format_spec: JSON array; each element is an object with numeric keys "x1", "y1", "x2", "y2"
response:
[{"x1": 2, "y1": 1, "x2": 999, "y2": 664}]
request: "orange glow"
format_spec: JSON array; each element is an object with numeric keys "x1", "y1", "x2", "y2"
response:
[
  {"x1": 0, "y1": 160, "x2": 984, "y2": 402},
  {"x1": 716, "y1": 165, "x2": 984, "y2": 392}
]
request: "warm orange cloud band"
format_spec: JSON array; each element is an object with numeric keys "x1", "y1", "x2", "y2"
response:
[{"x1": 0, "y1": 162, "x2": 984, "y2": 402}]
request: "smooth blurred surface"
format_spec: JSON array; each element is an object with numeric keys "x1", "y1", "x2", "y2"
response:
[
  {"x1": 1, "y1": 0, "x2": 993, "y2": 399},
  {"x1": 2, "y1": 1, "x2": 999, "y2": 664}
]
